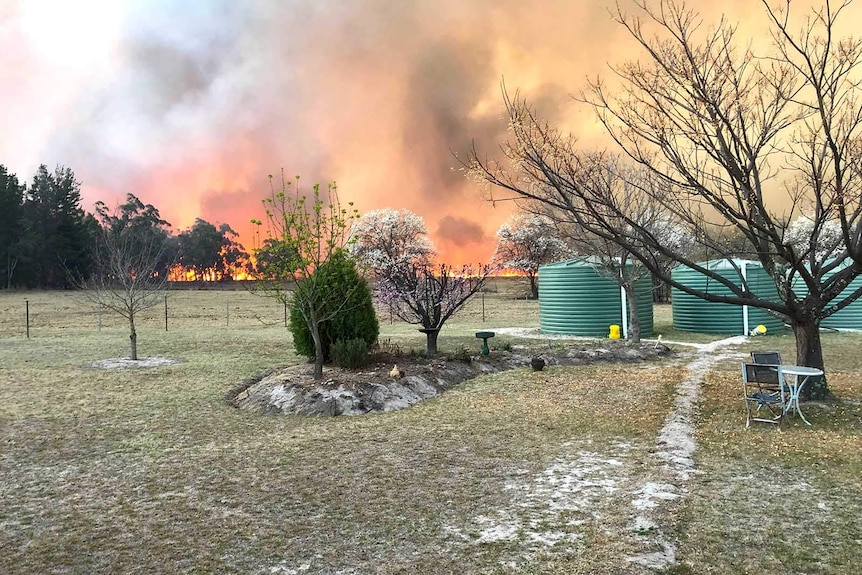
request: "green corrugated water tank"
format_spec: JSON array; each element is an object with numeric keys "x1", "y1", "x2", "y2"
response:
[
  {"x1": 796, "y1": 259, "x2": 862, "y2": 330},
  {"x1": 671, "y1": 259, "x2": 784, "y2": 335},
  {"x1": 538, "y1": 258, "x2": 653, "y2": 337}
]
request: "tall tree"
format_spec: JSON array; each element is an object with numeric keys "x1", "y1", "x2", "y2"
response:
[
  {"x1": 491, "y1": 213, "x2": 570, "y2": 299},
  {"x1": 253, "y1": 173, "x2": 360, "y2": 379},
  {"x1": 541, "y1": 164, "x2": 695, "y2": 340},
  {"x1": 470, "y1": 1, "x2": 862, "y2": 397},
  {"x1": 0, "y1": 165, "x2": 24, "y2": 289},
  {"x1": 94, "y1": 193, "x2": 176, "y2": 280},
  {"x1": 20, "y1": 165, "x2": 96, "y2": 288},
  {"x1": 178, "y1": 219, "x2": 248, "y2": 281}
]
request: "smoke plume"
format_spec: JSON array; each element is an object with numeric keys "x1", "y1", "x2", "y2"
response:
[{"x1": 2, "y1": 0, "x2": 835, "y2": 262}]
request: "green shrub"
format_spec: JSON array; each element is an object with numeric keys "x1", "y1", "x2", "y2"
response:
[
  {"x1": 331, "y1": 338, "x2": 370, "y2": 369},
  {"x1": 289, "y1": 249, "x2": 379, "y2": 362}
]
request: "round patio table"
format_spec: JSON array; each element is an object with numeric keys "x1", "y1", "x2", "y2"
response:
[{"x1": 779, "y1": 365, "x2": 823, "y2": 426}]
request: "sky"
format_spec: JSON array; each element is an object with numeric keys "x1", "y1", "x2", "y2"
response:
[{"x1": 0, "y1": 0, "x2": 849, "y2": 264}]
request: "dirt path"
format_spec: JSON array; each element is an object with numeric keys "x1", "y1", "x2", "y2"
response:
[{"x1": 625, "y1": 336, "x2": 747, "y2": 569}]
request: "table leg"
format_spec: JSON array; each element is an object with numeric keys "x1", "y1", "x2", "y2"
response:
[{"x1": 785, "y1": 375, "x2": 812, "y2": 426}]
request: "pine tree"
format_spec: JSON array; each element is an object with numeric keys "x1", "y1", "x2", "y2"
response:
[
  {"x1": 20, "y1": 165, "x2": 95, "y2": 287},
  {"x1": 0, "y1": 165, "x2": 24, "y2": 289}
]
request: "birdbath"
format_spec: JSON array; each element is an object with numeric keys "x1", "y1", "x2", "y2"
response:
[{"x1": 475, "y1": 331, "x2": 495, "y2": 357}]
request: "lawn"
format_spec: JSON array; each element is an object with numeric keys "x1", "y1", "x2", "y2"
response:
[{"x1": 1, "y1": 283, "x2": 860, "y2": 574}]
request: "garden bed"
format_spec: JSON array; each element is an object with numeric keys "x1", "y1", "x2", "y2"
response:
[{"x1": 227, "y1": 340, "x2": 673, "y2": 416}]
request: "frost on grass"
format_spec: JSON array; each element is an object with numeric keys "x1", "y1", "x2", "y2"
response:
[
  {"x1": 446, "y1": 440, "x2": 634, "y2": 554},
  {"x1": 85, "y1": 357, "x2": 180, "y2": 369}
]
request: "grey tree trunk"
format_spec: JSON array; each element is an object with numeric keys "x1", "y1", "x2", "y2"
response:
[
  {"x1": 528, "y1": 273, "x2": 539, "y2": 299},
  {"x1": 310, "y1": 307, "x2": 325, "y2": 380},
  {"x1": 420, "y1": 328, "x2": 440, "y2": 358},
  {"x1": 129, "y1": 314, "x2": 138, "y2": 360},
  {"x1": 6, "y1": 254, "x2": 17, "y2": 289},
  {"x1": 791, "y1": 317, "x2": 827, "y2": 400},
  {"x1": 624, "y1": 283, "x2": 641, "y2": 343}
]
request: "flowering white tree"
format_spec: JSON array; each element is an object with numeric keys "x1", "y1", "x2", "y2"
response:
[
  {"x1": 785, "y1": 215, "x2": 844, "y2": 262},
  {"x1": 348, "y1": 208, "x2": 435, "y2": 275},
  {"x1": 492, "y1": 214, "x2": 570, "y2": 298},
  {"x1": 375, "y1": 262, "x2": 493, "y2": 356}
]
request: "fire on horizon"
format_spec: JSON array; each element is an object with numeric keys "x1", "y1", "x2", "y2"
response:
[{"x1": 2, "y1": 0, "x2": 854, "y2": 264}]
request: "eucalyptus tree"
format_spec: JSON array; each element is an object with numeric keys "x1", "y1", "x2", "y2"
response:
[{"x1": 178, "y1": 219, "x2": 248, "y2": 281}]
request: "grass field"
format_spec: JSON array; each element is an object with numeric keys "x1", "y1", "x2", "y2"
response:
[{"x1": 1, "y1": 282, "x2": 861, "y2": 574}]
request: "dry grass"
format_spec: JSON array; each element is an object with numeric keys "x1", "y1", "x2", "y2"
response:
[
  {"x1": 673, "y1": 345, "x2": 862, "y2": 575},
  {"x1": 2, "y1": 286, "x2": 862, "y2": 574}
]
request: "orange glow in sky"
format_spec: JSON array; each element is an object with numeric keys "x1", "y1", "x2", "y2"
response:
[{"x1": 2, "y1": 0, "x2": 856, "y2": 264}]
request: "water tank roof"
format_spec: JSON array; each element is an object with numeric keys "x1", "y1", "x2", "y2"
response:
[
  {"x1": 540, "y1": 256, "x2": 624, "y2": 270},
  {"x1": 675, "y1": 259, "x2": 764, "y2": 272}
]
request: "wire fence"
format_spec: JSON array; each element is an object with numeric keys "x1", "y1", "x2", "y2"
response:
[{"x1": 1, "y1": 279, "x2": 537, "y2": 339}]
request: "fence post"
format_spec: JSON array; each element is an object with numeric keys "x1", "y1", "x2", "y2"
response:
[
  {"x1": 164, "y1": 294, "x2": 168, "y2": 332},
  {"x1": 25, "y1": 298, "x2": 30, "y2": 339},
  {"x1": 226, "y1": 302, "x2": 230, "y2": 327},
  {"x1": 284, "y1": 299, "x2": 287, "y2": 327},
  {"x1": 482, "y1": 292, "x2": 485, "y2": 323}
]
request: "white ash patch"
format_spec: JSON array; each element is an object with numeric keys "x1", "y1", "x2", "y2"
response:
[
  {"x1": 260, "y1": 560, "x2": 350, "y2": 575},
  {"x1": 446, "y1": 440, "x2": 633, "y2": 555},
  {"x1": 632, "y1": 483, "x2": 681, "y2": 510},
  {"x1": 507, "y1": 443, "x2": 630, "y2": 514},
  {"x1": 655, "y1": 341, "x2": 746, "y2": 480},
  {"x1": 85, "y1": 357, "x2": 180, "y2": 370},
  {"x1": 473, "y1": 516, "x2": 522, "y2": 543},
  {"x1": 627, "y1": 541, "x2": 677, "y2": 569},
  {"x1": 265, "y1": 563, "x2": 311, "y2": 574}
]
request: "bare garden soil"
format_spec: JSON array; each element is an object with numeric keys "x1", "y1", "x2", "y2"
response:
[{"x1": 227, "y1": 339, "x2": 673, "y2": 416}]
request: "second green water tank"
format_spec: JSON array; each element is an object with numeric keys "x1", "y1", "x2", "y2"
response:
[
  {"x1": 794, "y1": 259, "x2": 862, "y2": 329},
  {"x1": 671, "y1": 259, "x2": 784, "y2": 335}
]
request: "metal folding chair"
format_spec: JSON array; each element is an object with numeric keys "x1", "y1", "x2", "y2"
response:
[
  {"x1": 751, "y1": 351, "x2": 782, "y2": 366},
  {"x1": 749, "y1": 351, "x2": 782, "y2": 390},
  {"x1": 742, "y1": 362, "x2": 787, "y2": 427}
]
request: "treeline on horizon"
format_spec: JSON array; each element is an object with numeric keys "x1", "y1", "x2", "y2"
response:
[{"x1": 0, "y1": 164, "x2": 253, "y2": 290}]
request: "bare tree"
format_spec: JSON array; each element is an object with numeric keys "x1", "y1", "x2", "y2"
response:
[
  {"x1": 491, "y1": 213, "x2": 570, "y2": 299},
  {"x1": 82, "y1": 207, "x2": 172, "y2": 361},
  {"x1": 531, "y1": 163, "x2": 693, "y2": 342},
  {"x1": 469, "y1": 1, "x2": 862, "y2": 397}
]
